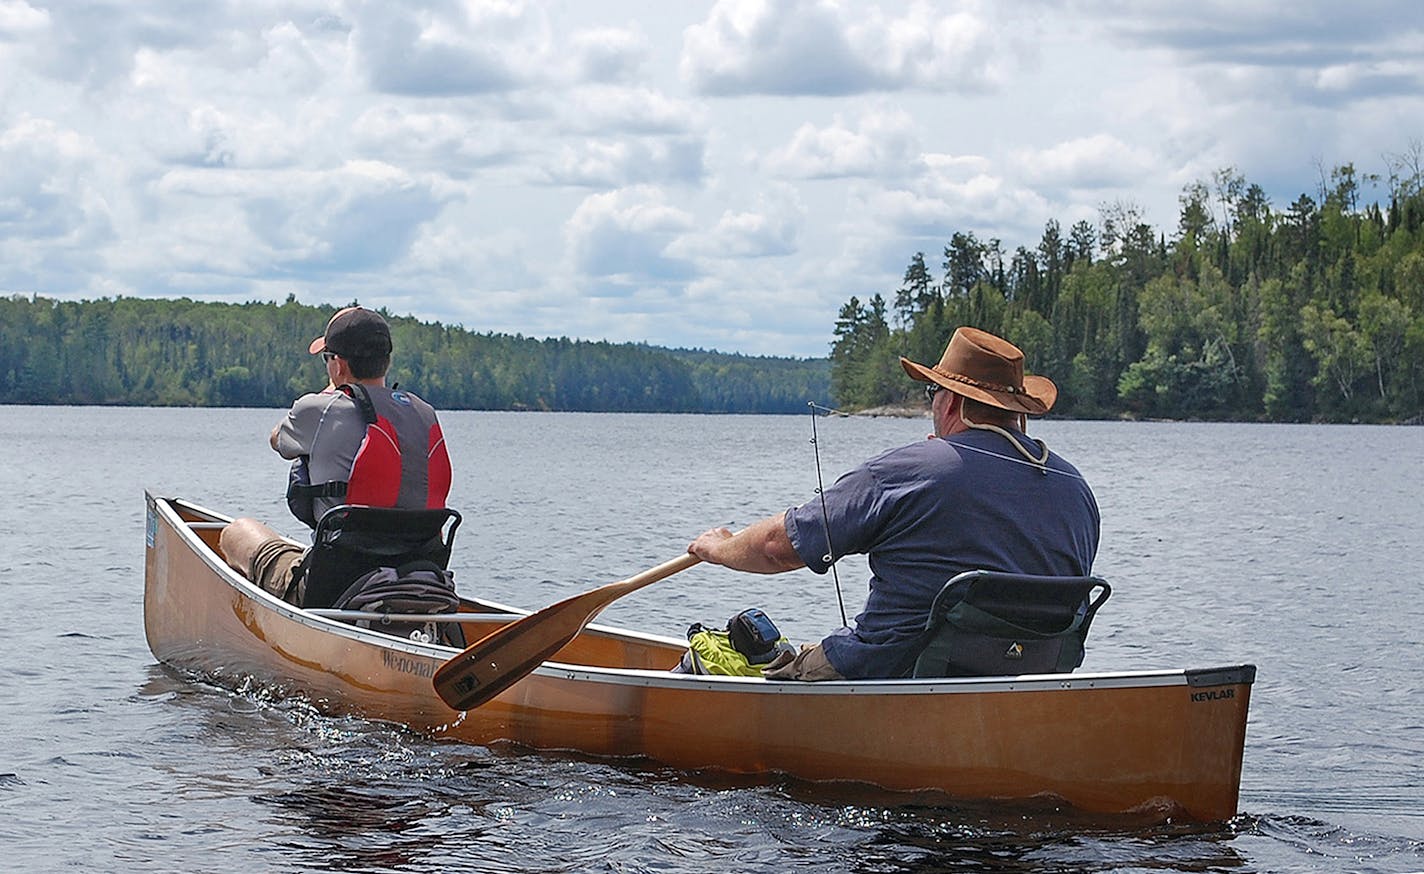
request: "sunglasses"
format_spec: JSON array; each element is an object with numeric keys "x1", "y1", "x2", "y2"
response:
[
  {"x1": 321, "y1": 351, "x2": 340, "y2": 362},
  {"x1": 924, "y1": 382, "x2": 942, "y2": 402}
]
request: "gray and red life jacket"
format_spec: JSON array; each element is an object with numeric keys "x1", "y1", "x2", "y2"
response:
[{"x1": 287, "y1": 384, "x2": 451, "y2": 528}]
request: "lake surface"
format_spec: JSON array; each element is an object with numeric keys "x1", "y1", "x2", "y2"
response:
[{"x1": 1, "y1": 406, "x2": 1421, "y2": 873}]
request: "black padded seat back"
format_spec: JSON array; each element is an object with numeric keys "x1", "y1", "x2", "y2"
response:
[
  {"x1": 911, "y1": 570, "x2": 1110, "y2": 678},
  {"x1": 296, "y1": 505, "x2": 461, "y2": 609}
]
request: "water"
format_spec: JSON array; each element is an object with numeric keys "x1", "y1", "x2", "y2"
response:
[{"x1": 1, "y1": 406, "x2": 1422, "y2": 872}]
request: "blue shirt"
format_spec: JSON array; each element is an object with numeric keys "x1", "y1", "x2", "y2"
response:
[{"x1": 784, "y1": 428, "x2": 1100, "y2": 679}]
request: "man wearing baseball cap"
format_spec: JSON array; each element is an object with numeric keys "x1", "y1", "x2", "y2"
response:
[
  {"x1": 688, "y1": 326, "x2": 1099, "y2": 680},
  {"x1": 307, "y1": 304, "x2": 394, "y2": 360},
  {"x1": 220, "y1": 306, "x2": 453, "y2": 604}
]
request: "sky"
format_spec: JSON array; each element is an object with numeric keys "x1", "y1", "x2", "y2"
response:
[{"x1": 1, "y1": 1, "x2": 1421, "y2": 358}]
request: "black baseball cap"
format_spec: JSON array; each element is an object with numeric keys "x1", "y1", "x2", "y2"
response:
[{"x1": 308, "y1": 306, "x2": 392, "y2": 358}]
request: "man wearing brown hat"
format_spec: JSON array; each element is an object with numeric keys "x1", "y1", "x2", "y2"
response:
[
  {"x1": 688, "y1": 326, "x2": 1099, "y2": 680},
  {"x1": 220, "y1": 306, "x2": 453, "y2": 603}
]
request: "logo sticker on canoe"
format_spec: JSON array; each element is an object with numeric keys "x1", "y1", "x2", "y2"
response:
[
  {"x1": 382, "y1": 650, "x2": 435, "y2": 679},
  {"x1": 1191, "y1": 688, "x2": 1236, "y2": 703}
]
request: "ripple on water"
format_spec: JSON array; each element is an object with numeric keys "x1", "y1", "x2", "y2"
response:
[{"x1": 7, "y1": 411, "x2": 1424, "y2": 873}]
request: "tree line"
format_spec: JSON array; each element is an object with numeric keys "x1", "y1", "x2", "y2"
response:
[
  {"x1": 831, "y1": 151, "x2": 1424, "y2": 424},
  {"x1": 0, "y1": 295, "x2": 829, "y2": 414}
]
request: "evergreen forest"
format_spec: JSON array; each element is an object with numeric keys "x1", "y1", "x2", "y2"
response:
[
  {"x1": 830, "y1": 157, "x2": 1424, "y2": 424},
  {"x1": 0, "y1": 295, "x2": 829, "y2": 414}
]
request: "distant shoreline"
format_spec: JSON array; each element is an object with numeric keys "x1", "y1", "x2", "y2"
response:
[
  {"x1": 829, "y1": 404, "x2": 1424, "y2": 426},
  {"x1": 0, "y1": 400, "x2": 1419, "y2": 424}
]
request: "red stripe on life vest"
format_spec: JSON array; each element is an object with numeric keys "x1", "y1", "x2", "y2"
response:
[
  {"x1": 427, "y1": 423, "x2": 452, "y2": 508},
  {"x1": 345, "y1": 416, "x2": 402, "y2": 507}
]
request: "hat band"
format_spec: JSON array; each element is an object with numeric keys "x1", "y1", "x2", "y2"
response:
[{"x1": 936, "y1": 369, "x2": 1025, "y2": 395}]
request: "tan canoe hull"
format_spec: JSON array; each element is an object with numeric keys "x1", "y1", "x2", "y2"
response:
[{"x1": 144, "y1": 494, "x2": 1253, "y2": 821}]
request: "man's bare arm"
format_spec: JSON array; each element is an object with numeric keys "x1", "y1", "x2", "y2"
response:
[{"x1": 688, "y1": 512, "x2": 805, "y2": 574}]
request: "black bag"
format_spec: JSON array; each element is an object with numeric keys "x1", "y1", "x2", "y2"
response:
[
  {"x1": 329, "y1": 560, "x2": 464, "y2": 647},
  {"x1": 286, "y1": 456, "x2": 316, "y2": 528},
  {"x1": 286, "y1": 456, "x2": 352, "y2": 529},
  {"x1": 726, "y1": 608, "x2": 784, "y2": 664}
]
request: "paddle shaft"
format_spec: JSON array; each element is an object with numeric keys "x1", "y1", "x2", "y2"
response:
[{"x1": 433, "y1": 552, "x2": 701, "y2": 711}]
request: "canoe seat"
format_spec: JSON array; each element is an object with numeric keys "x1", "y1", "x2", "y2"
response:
[
  {"x1": 910, "y1": 570, "x2": 1110, "y2": 678},
  {"x1": 296, "y1": 504, "x2": 462, "y2": 612}
]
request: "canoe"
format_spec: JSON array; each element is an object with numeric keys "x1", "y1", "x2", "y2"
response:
[{"x1": 143, "y1": 493, "x2": 1255, "y2": 822}]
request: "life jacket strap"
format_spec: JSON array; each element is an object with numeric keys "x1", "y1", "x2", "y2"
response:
[{"x1": 295, "y1": 480, "x2": 348, "y2": 500}]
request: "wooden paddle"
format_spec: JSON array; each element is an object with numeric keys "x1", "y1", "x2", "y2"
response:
[{"x1": 432, "y1": 552, "x2": 701, "y2": 711}]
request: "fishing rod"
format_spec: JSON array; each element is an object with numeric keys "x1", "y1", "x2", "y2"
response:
[{"x1": 808, "y1": 401, "x2": 849, "y2": 628}]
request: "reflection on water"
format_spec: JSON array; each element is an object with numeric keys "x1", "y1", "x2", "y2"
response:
[
  {"x1": 257, "y1": 783, "x2": 467, "y2": 872},
  {"x1": 857, "y1": 817, "x2": 1250, "y2": 873}
]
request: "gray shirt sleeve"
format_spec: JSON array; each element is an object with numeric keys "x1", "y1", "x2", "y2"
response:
[{"x1": 273, "y1": 392, "x2": 333, "y2": 460}]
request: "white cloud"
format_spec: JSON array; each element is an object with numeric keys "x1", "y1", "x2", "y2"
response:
[
  {"x1": 682, "y1": 0, "x2": 876, "y2": 96},
  {"x1": 0, "y1": 112, "x2": 119, "y2": 298},
  {"x1": 0, "y1": 116, "x2": 99, "y2": 231},
  {"x1": 352, "y1": 3, "x2": 550, "y2": 96},
  {"x1": 351, "y1": 105, "x2": 512, "y2": 174},
  {"x1": 1310, "y1": 59, "x2": 1424, "y2": 102},
  {"x1": 1013, "y1": 134, "x2": 1158, "y2": 191},
  {"x1": 668, "y1": 184, "x2": 805, "y2": 259},
  {"x1": 542, "y1": 137, "x2": 705, "y2": 188},
  {"x1": 163, "y1": 104, "x2": 307, "y2": 169},
  {"x1": 405, "y1": 222, "x2": 537, "y2": 292},
  {"x1": 764, "y1": 107, "x2": 921, "y2": 180},
  {"x1": 152, "y1": 160, "x2": 449, "y2": 276},
  {"x1": 568, "y1": 26, "x2": 649, "y2": 83},
  {"x1": 681, "y1": 0, "x2": 1014, "y2": 96},
  {"x1": 0, "y1": 0, "x2": 47, "y2": 35},
  {"x1": 850, "y1": 0, "x2": 1013, "y2": 92},
  {"x1": 557, "y1": 85, "x2": 704, "y2": 137},
  {"x1": 863, "y1": 153, "x2": 1055, "y2": 246},
  {"x1": 565, "y1": 186, "x2": 698, "y2": 285},
  {"x1": 1092, "y1": 0, "x2": 1424, "y2": 108}
]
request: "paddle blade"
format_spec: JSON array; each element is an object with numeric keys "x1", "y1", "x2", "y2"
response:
[
  {"x1": 432, "y1": 592, "x2": 593, "y2": 710},
  {"x1": 433, "y1": 552, "x2": 700, "y2": 711}
]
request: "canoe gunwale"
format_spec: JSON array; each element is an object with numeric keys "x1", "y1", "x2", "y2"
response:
[{"x1": 528, "y1": 661, "x2": 1254, "y2": 696}]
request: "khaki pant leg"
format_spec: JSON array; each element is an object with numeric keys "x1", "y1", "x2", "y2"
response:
[
  {"x1": 761, "y1": 642, "x2": 845, "y2": 681},
  {"x1": 249, "y1": 539, "x2": 307, "y2": 603}
]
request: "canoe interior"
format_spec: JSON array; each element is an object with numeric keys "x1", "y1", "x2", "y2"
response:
[{"x1": 163, "y1": 498, "x2": 688, "y2": 672}]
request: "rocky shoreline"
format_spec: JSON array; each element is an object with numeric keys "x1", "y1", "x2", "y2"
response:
[{"x1": 833, "y1": 404, "x2": 929, "y2": 418}]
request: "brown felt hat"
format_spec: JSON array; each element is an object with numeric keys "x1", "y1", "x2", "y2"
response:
[{"x1": 900, "y1": 326, "x2": 1057, "y2": 415}]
